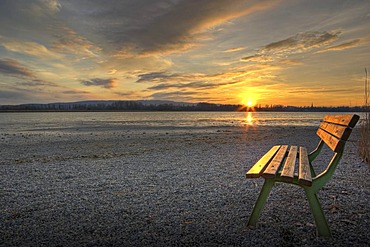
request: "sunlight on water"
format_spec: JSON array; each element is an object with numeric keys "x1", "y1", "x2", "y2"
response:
[
  {"x1": 0, "y1": 111, "x2": 363, "y2": 134},
  {"x1": 243, "y1": 112, "x2": 254, "y2": 126}
]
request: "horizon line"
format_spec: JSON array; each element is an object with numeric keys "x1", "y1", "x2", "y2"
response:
[{"x1": 0, "y1": 99, "x2": 366, "y2": 109}]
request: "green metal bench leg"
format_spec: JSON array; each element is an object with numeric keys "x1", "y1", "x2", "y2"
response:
[
  {"x1": 304, "y1": 188, "x2": 332, "y2": 237},
  {"x1": 248, "y1": 179, "x2": 274, "y2": 227}
]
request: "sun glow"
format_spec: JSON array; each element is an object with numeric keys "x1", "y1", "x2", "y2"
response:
[
  {"x1": 239, "y1": 91, "x2": 259, "y2": 109},
  {"x1": 240, "y1": 96, "x2": 257, "y2": 113},
  {"x1": 241, "y1": 97, "x2": 255, "y2": 108}
]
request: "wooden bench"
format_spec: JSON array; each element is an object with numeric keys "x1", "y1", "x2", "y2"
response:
[{"x1": 245, "y1": 114, "x2": 360, "y2": 237}]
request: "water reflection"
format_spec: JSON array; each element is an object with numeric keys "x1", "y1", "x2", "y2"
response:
[{"x1": 244, "y1": 111, "x2": 254, "y2": 126}]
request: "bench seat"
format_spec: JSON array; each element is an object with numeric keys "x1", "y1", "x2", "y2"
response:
[{"x1": 246, "y1": 145, "x2": 312, "y2": 186}]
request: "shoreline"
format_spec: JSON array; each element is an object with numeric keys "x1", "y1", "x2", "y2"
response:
[{"x1": 1, "y1": 125, "x2": 369, "y2": 246}]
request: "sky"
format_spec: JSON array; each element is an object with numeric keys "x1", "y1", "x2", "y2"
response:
[{"x1": 0, "y1": 0, "x2": 369, "y2": 106}]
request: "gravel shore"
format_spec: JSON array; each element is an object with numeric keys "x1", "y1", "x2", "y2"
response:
[{"x1": 1, "y1": 125, "x2": 369, "y2": 246}]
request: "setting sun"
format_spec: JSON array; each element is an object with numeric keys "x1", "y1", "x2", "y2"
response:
[{"x1": 240, "y1": 95, "x2": 256, "y2": 108}]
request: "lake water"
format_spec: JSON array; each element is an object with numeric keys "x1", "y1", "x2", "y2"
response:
[{"x1": 0, "y1": 111, "x2": 363, "y2": 134}]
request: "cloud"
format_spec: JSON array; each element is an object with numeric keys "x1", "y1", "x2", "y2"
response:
[
  {"x1": 136, "y1": 71, "x2": 230, "y2": 84},
  {"x1": 27, "y1": 0, "x2": 61, "y2": 16},
  {"x1": 241, "y1": 31, "x2": 341, "y2": 65},
  {"x1": 72, "y1": 0, "x2": 280, "y2": 56},
  {"x1": 114, "y1": 91, "x2": 138, "y2": 97},
  {"x1": 0, "y1": 59, "x2": 35, "y2": 78},
  {"x1": 108, "y1": 69, "x2": 117, "y2": 75},
  {"x1": 52, "y1": 27, "x2": 101, "y2": 58},
  {"x1": 0, "y1": 0, "x2": 61, "y2": 37},
  {"x1": 241, "y1": 55, "x2": 260, "y2": 61},
  {"x1": 18, "y1": 79, "x2": 59, "y2": 88},
  {"x1": 81, "y1": 78, "x2": 118, "y2": 89},
  {"x1": 224, "y1": 47, "x2": 246, "y2": 53},
  {"x1": 137, "y1": 72, "x2": 201, "y2": 89},
  {"x1": 43, "y1": 0, "x2": 61, "y2": 13},
  {"x1": 136, "y1": 72, "x2": 173, "y2": 83},
  {"x1": 262, "y1": 31, "x2": 340, "y2": 54},
  {"x1": 0, "y1": 38, "x2": 60, "y2": 59},
  {"x1": 137, "y1": 71, "x2": 241, "y2": 90},
  {"x1": 137, "y1": 0, "x2": 280, "y2": 55},
  {"x1": 240, "y1": 54, "x2": 273, "y2": 63},
  {"x1": 62, "y1": 90, "x2": 90, "y2": 95},
  {"x1": 315, "y1": 39, "x2": 361, "y2": 53}
]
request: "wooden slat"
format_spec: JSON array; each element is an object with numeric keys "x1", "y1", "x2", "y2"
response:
[
  {"x1": 316, "y1": 128, "x2": 345, "y2": 152},
  {"x1": 263, "y1": 145, "x2": 288, "y2": 179},
  {"x1": 280, "y1": 146, "x2": 298, "y2": 182},
  {"x1": 323, "y1": 114, "x2": 360, "y2": 128},
  {"x1": 246, "y1": 145, "x2": 281, "y2": 178},
  {"x1": 319, "y1": 122, "x2": 352, "y2": 140},
  {"x1": 298, "y1": 146, "x2": 312, "y2": 186}
]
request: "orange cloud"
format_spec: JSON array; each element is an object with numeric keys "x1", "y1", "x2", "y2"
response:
[
  {"x1": 0, "y1": 38, "x2": 60, "y2": 59},
  {"x1": 224, "y1": 47, "x2": 246, "y2": 53},
  {"x1": 52, "y1": 27, "x2": 101, "y2": 58},
  {"x1": 315, "y1": 39, "x2": 361, "y2": 53}
]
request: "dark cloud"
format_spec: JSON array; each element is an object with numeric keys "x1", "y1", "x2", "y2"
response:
[
  {"x1": 0, "y1": 58, "x2": 35, "y2": 77},
  {"x1": 0, "y1": 0, "x2": 277, "y2": 57},
  {"x1": 136, "y1": 72, "x2": 174, "y2": 83},
  {"x1": 62, "y1": 90, "x2": 89, "y2": 95},
  {"x1": 241, "y1": 55, "x2": 258, "y2": 61},
  {"x1": 62, "y1": 0, "x2": 279, "y2": 56},
  {"x1": 18, "y1": 79, "x2": 59, "y2": 87},
  {"x1": 0, "y1": 0, "x2": 60, "y2": 38},
  {"x1": 138, "y1": 71, "x2": 240, "y2": 90},
  {"x1": 262, "y1": 31, "x2": 340, "y2": 53},
  {"x1": 241, "y1": 31, "x2": 341, "y2": 64},
  {"x1": 240, "y1": 54, "x2": 264, "y2": 61},
  {"x1": 81, "y1": 78, "x2": 118, "y2": 89},
  {"x1": 128, "y1": 0, "x2": 279, "y2": 55}
]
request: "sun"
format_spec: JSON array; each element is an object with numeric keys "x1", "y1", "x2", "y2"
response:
[
  {"x1": 242, "y1": 98, "x2": 254, "y2": 108},
  {"x1": 238, "y1": 92, "x2": 259, "y2": 110}
]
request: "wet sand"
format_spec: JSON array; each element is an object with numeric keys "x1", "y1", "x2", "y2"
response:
[{"x1": 0, "y1": 125, "x2": 369, "y2": 246}]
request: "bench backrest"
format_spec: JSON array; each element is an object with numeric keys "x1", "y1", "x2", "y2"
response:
[{"x1": 316, "y1": 114, "x2": 360, "y2": 153}]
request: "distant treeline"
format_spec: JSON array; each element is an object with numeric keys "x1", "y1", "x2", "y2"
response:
[{"x1": 0, "y1": 101, "x2": 366, "y2": 112}]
